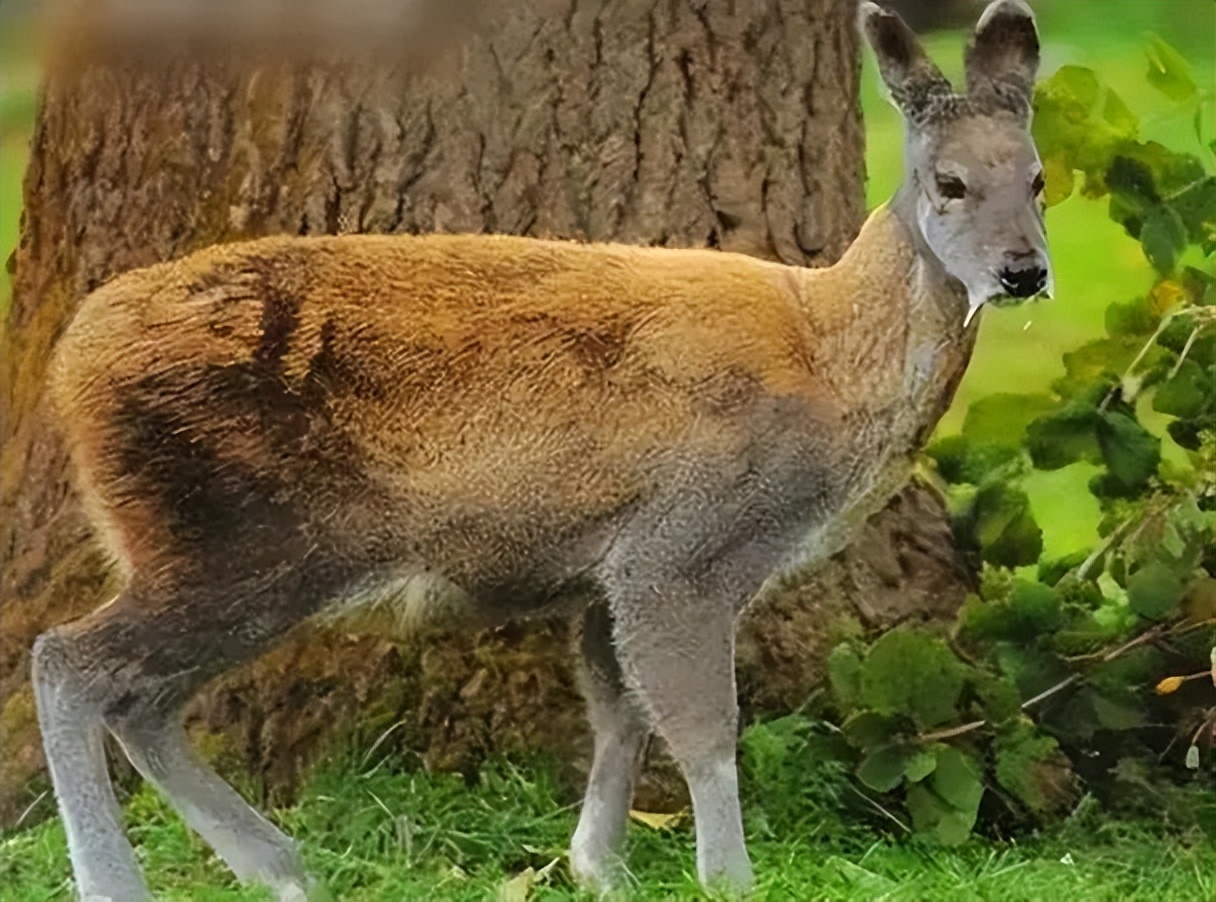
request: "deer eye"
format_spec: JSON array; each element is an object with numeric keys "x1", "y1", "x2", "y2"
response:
[
  {"x1": 1031, "y1": 170, "x2": 1045, "y2": 196},
  {"x1": 936, "y1": 174, "x2": 966, "y2": 200}
]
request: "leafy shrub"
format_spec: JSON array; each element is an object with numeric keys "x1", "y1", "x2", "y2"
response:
[{"x1": 824, "y1": 37, "x2": 1215, "y2": 845}]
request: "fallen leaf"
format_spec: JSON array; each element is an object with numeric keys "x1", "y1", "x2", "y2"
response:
[
  {"x1": 497, "y1": 867, "x2": 535, "y2": 902},
  {"x1": 629, "y1": 809, "x2": 687, "y2": 830}
]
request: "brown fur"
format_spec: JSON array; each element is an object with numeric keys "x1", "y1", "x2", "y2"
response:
[{"x1": 52, "y1": 210, "x2": 953, "y2": 615}]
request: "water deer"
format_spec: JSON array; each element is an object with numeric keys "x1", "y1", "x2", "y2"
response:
[{"x1": 33, "y1": 1, "x2": 1050, "y2": 899}]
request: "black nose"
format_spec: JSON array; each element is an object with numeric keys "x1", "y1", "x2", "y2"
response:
[{"x1": 999, "y1": 265, "x2": 1048, "y2": 299}]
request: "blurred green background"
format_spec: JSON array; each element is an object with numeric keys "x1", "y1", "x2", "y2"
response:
[{"x1": 1, "y1": 0, "x2": 1213, "y2": 559}]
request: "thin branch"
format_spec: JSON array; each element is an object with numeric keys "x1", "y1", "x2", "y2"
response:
[
  {"x1": 916, "y1": 626, "x2": 1172, "y2": 744},
  {"x1": 918, "y1": 719, "x2": 988, "y2": 743},
  {"x1": 1167, "y1": 325, "x2": 1202, "y2": 380},
  {"x1": 1063, "y1": 624, "x2": 1166, "y2": 666},
  {"x1": 1099, "y1": 317, "x2": 1170, "y2": 413},
  {"x1": 1075, "y1": 520, "x2": 1128, "y2": 581}
]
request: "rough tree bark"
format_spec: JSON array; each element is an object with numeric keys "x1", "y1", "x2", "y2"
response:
[{"x1": 0, "y1": 0, "x2": 971, "y2": 825}]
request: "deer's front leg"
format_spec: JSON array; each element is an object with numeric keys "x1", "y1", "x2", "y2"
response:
[{"x1": 605, "y1": 567, "x2": 754, "y2": 891}]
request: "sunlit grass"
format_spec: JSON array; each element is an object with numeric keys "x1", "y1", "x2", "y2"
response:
[{"x1": 2, "y1": 749, "x2": 1211, "y2": 902}]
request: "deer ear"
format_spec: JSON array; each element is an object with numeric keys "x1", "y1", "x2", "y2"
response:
[
  {"x1": 859, "y1": 2, "x2": 952, "y2": 124},
  {"x1": 965, "y1": 0, "x2": 1040, "y2": 121}
]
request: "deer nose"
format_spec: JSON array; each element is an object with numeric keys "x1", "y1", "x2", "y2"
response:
[{"x1": 999, "y1": 265, "x2": 1048, "y2": 299}]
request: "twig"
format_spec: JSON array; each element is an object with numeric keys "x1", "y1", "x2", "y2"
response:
[
  {"x1": 1075, "y1": 520, "x2": 1128, "y2": 581},
  {"x1": 915, "y1": 626, "x2": 1170, "y2": 744},
  {"x1": 1189, "y1": 707, "x2": 1216, "y2": 747},
  {"x1": 1062, "y1": 624, "x2": 1166, "y2": 666},
  {"x1": 1167, "y1": 325, "x2": 1202, "y2": 380},
  {"x1": 1171, "y1": 617, "x2": 1216, "y2": 636},
  {"x1": 13, "y1": 790, "x2": 49, "y2": 830},
  {"x1": 918, "y1": 719, "x2": 988, "y2": 743},
  {"x1": 1099, "y1": 317, "x2": 1170, "y2": 413},
  {"x1": 847, "y1": 784, "x2": 911, "y2": 833}
]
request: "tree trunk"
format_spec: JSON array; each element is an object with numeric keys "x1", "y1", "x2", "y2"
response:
[{"x1": 0, "y1": 0, "x2": 970, "y2": 826}]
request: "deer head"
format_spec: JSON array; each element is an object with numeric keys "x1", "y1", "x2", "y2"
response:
[{"x1": 861, "y1": 0, "x2": 1053, "y2": 324}]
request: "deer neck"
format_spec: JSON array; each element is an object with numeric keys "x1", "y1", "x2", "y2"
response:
[{"x1": 801, "y1": 189, "x2": 978, "y2": 438}]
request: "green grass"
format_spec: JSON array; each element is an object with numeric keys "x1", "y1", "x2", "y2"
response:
[{"x1": 2, "y1": 747, "x2": 1212, "y2": 902}]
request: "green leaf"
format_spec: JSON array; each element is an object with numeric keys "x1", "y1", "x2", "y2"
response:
[
  {"x1": 932, "y1": 746, "x2": 984, "y2": 814},
  {"x1": 1095, "y1": 409, "x2": 1160, "y2": 491},
  {"x1": 904, "y1": 749, "x2": 938, "y2": 783},
  {"x1": 860, "y1": 631, "x2": 966, "y2": 730},
  {"x1": 1144, "y1": 33, "x2": 1198, "y2": 102},
  {"x1": 975, "y1": 673, "x2": 1022, "y2": 724},
  {"x1": 1038, "y1": 549, "x2": 1092, "y2": 586},
  {"x1": 995, "y1": 645, "x2": 1071, "y2": 701},
  {"x1": 1090, "y1": 690, "x2": 1146, "y2": 731},
  {"x1": 1104, "y1": 298, "x2": 1160, "y2": 339},
  {"x1": 960, "y1": 579, "x2": 1063, "y2": 645},
  {"x1": 1108, "y1": 154, "x2": 1159, "y2": 219},
  {"x1": 1159, "y1": 316, "x2": 1215, "y2": 368},
  {"x1": 906, "y1": 783, "x2": 976, "y2": 846},
  {"x1": 1153, "y1": 360, "x2": 1210, "y2": 419},
  {"x1": 926, "y1": 434, "x2": 1020, "y2": 486},
  {"x1": 1170, "y1": 175, "x2": 1216, "y2": 244},
  {"x1": 994, "y1": 724, "x2": 1075, "y2": 814},
  {"x1": 856, "y1": 744, "x2": 908, "y2": 793},
  {"x1": 961, "y1": 394, "x2": 1058, "y2": 448},
  {"x1": 1126, "y1": 561, "x2": 1185, "y2": 619},
  {"x1": 828, "y1": 645, "x2": 864, "y2": 709},
  {"x1": 1053, "y1": 340, "x2": 1147, "y2": 399},
  {"x1": 1032, "y1": 66, "x2": 1137, "y2": 200},
  {"x1": 960, "y1": 483, "x2": 1043, "y2": 568},
  {"x1": 1041, "y1": 153, "x2": 1075, "y2": 206},
  {"x1": 841, "y1": 711, "x2": 900, "y2": 749},
  {"x1": 1026, "y1": 400, "x2": 1101, "y2": 470},
  {"x1": 1102, "y1": 87, "x2": 1138, "y2": 134},
  {"x1": 1139, "y1": 205, "x2": 1187, "y2": 274}
]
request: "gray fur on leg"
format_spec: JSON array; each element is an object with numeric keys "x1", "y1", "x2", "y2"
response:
[
  {"x1": 111, "y1": 717, "x2": 318, "y2": 902},
  {"x1": 569, "y1": 602, "x2": 650, "y2": 892},
  {"x1": 32, "y1": 631, "x2": 152, "y2": 902},
  {"x1": 609, "y1": 581, "x2": 754, "y2": 892}
]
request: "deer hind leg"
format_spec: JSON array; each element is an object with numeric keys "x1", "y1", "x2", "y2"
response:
[
  {"x1": 33, "y1": 576, "x2": 327, "y2": 902},
  {"x1": 569, "y1": 599, "x2": 650, "y2": 892},
  {"x1": 606, "y1": 570, "x2": 754, "y2": 892},
  {"x1": 32, "y1": 626, "x2": 150, "y2": 902},
  {"x1": 110, "y1": 715, "x2": 313, "y2": 902}
]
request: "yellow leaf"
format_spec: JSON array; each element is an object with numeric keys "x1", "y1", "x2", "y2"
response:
[
  {"x1": 1149, "y1": 279, "x2": 1187, "y2": 316},
  {"x1": 629, "y1": 809, "x2": 687, "y2": 830},
  {"x1": 1042, "y1": 154, "x2": 1075, "y2": 207},
  {"x1": 497, "y1": 867, "x2": 536, "y2": 902},
  {"x1": 1155, "y1": 675, "x2": 1184, "y2": 695}
]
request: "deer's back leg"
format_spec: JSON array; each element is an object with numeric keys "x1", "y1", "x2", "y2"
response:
[
  {"x1": 569, "y1": 599, "x2": 651, "y2": 891},
  {"x1": 33, "y1": 558, "x2": 350, "y2": 902},
  {"x1": 32, "y1": 626, "x2": 150, "y2": 902}
]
